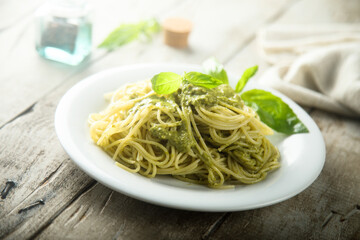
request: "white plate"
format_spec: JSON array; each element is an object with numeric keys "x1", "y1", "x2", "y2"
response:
[{"x1": 55, "y1": 63, "x2": 325, "y2": 212}]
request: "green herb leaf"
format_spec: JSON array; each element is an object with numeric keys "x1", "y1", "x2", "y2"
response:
[
  {"x1": 141, "y1": 18, "x2": 161, "y2": 40},
  {"x1": 98, "y1": 18, "x2": 161, "y2": 50},
  {"x1": 202, "y1": 57, "x2": 229, "y2": 84},
  {"x1": 151, "y1": 72, "x2": 182, "y2": 95},
  {"x1": 235, "y1": 66, "x2": 258, "y2": 93},
  {"x1": 184, "y1": 72, "x2": 223, "y2": 89},
  {"x1": 241, "y1": 89, "x2": 309, "y2": 134}
]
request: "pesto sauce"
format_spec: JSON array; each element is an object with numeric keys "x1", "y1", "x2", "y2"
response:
[
  {"x1": 129, "y1": 95, "x2": 177, "y2": 114},
  {"x1": 149, "y1": 122, "x2": 191, "y2": 152},
  {"x1": 179, "y1": 83, "x2": 244, "y2": 108},
  {"x1": 133, "y1": 83, "x2": 244, "y2": 152}
]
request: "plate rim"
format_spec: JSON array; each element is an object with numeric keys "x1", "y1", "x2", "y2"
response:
[{"x1": 55, "y1": 63, "x2": 326, "y2": 212}]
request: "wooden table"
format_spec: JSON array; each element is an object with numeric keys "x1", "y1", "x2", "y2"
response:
[{"x1": 1, "y1": 0, "x2": 359, "y2": 239}]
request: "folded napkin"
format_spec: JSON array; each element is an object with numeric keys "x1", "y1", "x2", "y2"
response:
[{"x1": 256, "y1": 25, "x2": 360, "y2": 118}]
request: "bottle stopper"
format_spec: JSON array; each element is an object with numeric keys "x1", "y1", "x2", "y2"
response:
[{"x1": 163, "y1": 17, "x2": 192, "y2": 48}]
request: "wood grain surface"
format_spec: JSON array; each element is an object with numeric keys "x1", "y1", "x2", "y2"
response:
[{"x1": 0, "y1": 0, "x2": 359, "y2": 239}]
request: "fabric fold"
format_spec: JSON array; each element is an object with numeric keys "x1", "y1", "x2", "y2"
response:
[{"x1": 257, "y1": 25, "x2": 360, "y2": 118}]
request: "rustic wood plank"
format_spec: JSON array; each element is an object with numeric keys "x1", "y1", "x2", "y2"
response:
[
  {"x1": 0, "y1": 96, "x2": 96, "y2": 238},
  {"x1": 35, "y1": 183, "x2": 224, "y2": 240},
  {"x1": 0, "y1": 0, "x2": 294, "y2": 239}
]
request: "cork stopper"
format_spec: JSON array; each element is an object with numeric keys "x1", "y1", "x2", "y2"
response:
[{"x1": 163, "y1": 18, "x2": 192, "y2": 48}]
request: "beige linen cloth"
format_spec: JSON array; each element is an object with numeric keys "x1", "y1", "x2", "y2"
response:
[{"x1": 256, "y1": 25, "x2": 360, "y2": 118}]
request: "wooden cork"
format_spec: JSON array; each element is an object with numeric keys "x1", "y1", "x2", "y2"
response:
[{"x1": 163, "y1": 18, "x2": 192, "y2": 48}]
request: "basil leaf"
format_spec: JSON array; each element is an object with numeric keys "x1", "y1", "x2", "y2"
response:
[
  {"x1": 235, "y1": 66, "x2": 258, "y2": 93},
  {"x1": 241, "y1": 89, "x2": 309, "y2": 134},
  {"x1": 151, "y1": 72, "x2": 182, "y2": 95},
  {"x1": 141, "y1": 18, "x2": 161, "y2": 40},
  {"x1": 202, "y1": 57, "x2": 229, "y2": 84},
  {"x1": 184, "y1": 72, "x2": 223, "y2": 89},
  {"x1": 99, "y1": 18, "x2": 161, "y2": 50}
]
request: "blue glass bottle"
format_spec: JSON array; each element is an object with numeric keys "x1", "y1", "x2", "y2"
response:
[{"x1": 35, "y1": 0, "x2": 92, "y2": 66}]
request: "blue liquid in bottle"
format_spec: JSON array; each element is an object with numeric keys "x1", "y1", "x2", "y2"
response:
[{"x1": 35, "y1": 0, "x2": 92, "y2": 66}]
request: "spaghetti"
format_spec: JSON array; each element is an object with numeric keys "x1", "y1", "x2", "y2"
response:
[{"x1": 88, "y1": 80, "x2": 280, "y2": 188}]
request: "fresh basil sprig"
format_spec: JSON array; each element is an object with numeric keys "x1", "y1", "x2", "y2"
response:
[
  {"x1": 241, "y1": 89, "x2": 309, "y2": 134},
  {"x1": 202, "y1": 57, "x2": 229, "y2": 84},
  {"x1": 150, "y1": 57, "x2": 309, "y2": 135},
  {"x1": 98, "y1": 18, "x2": 161, "y2": 50},
  {"x1": 235, "y1": 65, "x2": 258, "y2": 93}
]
